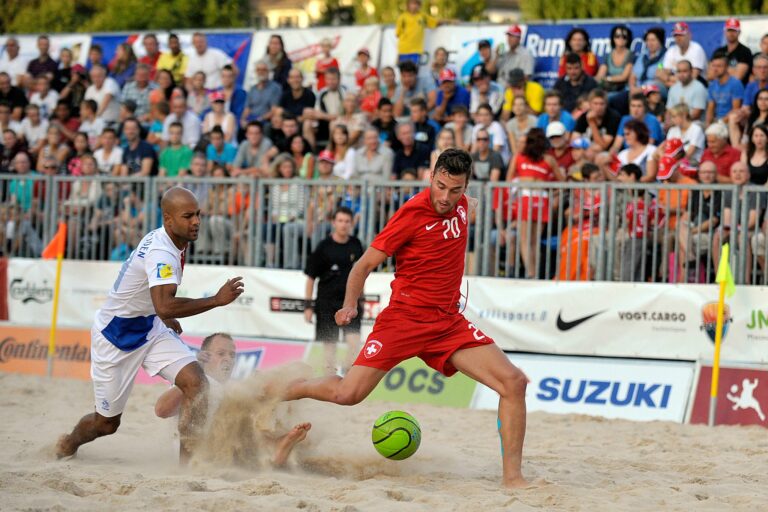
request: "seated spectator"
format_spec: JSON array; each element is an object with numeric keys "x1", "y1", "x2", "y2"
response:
[
  {"x1": 58, "y1": 64, "x2": 88, "y2": 113},
  {"x1": 26, "y1": 35, "x2": 57, "y2": 82},
  {"x1": 392, "y1": 123, "x2": 430, "y2": 179},
  {"x1": 279, "y1": 68, "x2": 316, "y2": 125},
  {"x1": 233, "y1": 121, "x2": 272, "y2": 177},
  {"x1": 501, "y1": 68, "x2": 544, "y2": 120},
  {"x1": 494, "y1": 24, "x2": 534, "y2": 85},
  {"x1": 0, "y1": 72, "x2": 28, "y2": 120},
  {"x1": 117, "y1": 99, "x2": 140, "y2": 143},
  {"x1": 163, "y1": 96, "x2": 202, "y2": 148},
  {"x1": 120, "y1": 118, "x2": 157, "y2": 176},
  {"x1": 665, "y1": 60, "x2": 707, "y2": 122},
  {"x1": 139, "y1": 34, "x2": 162, "y2": 81},
  {"x1": 49, "y1": 99, "x2": 80, "y2": 144},
  {"x1": 64, "y1": 154, "x2": 102, "y2": 210},
  {"x1": 715, "y1": 18, "x2": 752, "y2": 85},
  {"x1": 8, "y1": 152, "x2": 38, "y2": 214},
  {"x1": 472, "y1": 103, "x2": 510, "y2": 163},
  {"x1": 184, "y1": 33, "x2": 233, "y2": 90},
  {"x1": 29, "y1": 76, "x2": 58, "y2": 120},
  {"x1": 146, "y1": 100, "x2": 169, "y2": 151},
  {"x1": 353, "y1": 127, "x2": 394, "y2": 180},
  {"x1": 475, "y1": 40, "x2": 497, "y2": 81},
  {"x1": 567, "y1": 138, "x2": 591, "y2": 178},
  {"x1": 0, "y1": 37, "x2": 28, "y2": 88},
  {"x1": 744, "y1": 124, "x2": 768, "y2": 185},
  {"x1": 331, "y1": 92, "x2": 366, "y2": 148},
  {"x1": 629, "y1": 27, "x2": 668, "y2": 101},
  {"x1": 86, "y1": 44, "x2": 106, "y2": 73},
  {"x1": 326, "y1": 125, "x2": 354, "y2": 179},
  {"x1": 665, "y1": 104, "x2": 705, "y2": 162},
  {"x1": 148, "y1": 69, "x2": 179, "y2": 107},
  {"x1": 612, "y1": 92, "x2": 664, "y2": 152},
  {"x1": 677, "y1": 160, "x2": 721, "y2": 281},
  {"x1": 573, "y1": 89, "x2": 621, "y2": 151},
  {"x1": 706, "y1": 51, "x2": 744, "y2": 126},
  {"x1": 264, "y1": 35, "x2": 292, "y2": 91},
  {"x1": 156, "y1": 34, "x2": 188, "y2": 87},
  {"x1": 432, "y1": 69, "x2": 470, "y2": 124},
  {"x1": 360, "y1": 76, "x2": 382, "y2": 118},
  {"x1": 93, "y1": 128, "x2": 123, "y2": 175},
  {"x1": 159, "y1": 122, "x2": 194, "y2": 177},
  {"x1": 558, "y1": 28, "x2": 599, "y2": 78},
  {"x1": 596, "y1": 25, "x2": 634, "y2": 95},
  {"x1": 36, "y1": 125, "x2": 69, "y2": 173},
  {"x1": 546, "y1": 121, "x2": 574, "y2": 173},
  {"x1": 85, "y1": 65, "x2": 121, "y2": 126},
  {"x1": 713, "y1": 162, "x2": 757, "y2": 282},
  {"x1": 314, "y1": 38, "x2": 339, "y2": 91},
  {"x1": 537, "y1": 90, "x2": 575, "y2": 133},
  {"x1": 739, "y1": 89, "x2": 768, "y2": 148},
  {"x1": 659, "y1": 22, "x2": 707, "y2": 88},
  {"x1": 471, "y1": 128, "x2": 504, "y2": 181},
  {"x1": 286, "y1": 133, "x2": 315, "y2": 179},
  {"x1": 657, "y1": 155, "x2": 697, "y2": 230},
  {"x1": 0, "y1": 101, "x2": 20, "y2": 135},
  {"x1": 701, "y1": 122, "x2": 741, "y2": 183},
  {"x1": 380, "y1": 66, "x2": 399, "y2": 101},
  {"x1": 468, "y1": 64, "x2": 504, "y2": 118},
  {"x1": 443, "y1": 105, "x2": 472, "y2": 152},
  {"x1": 743, "y1": 55, "x2": 768, "y2": 112},
  {"x1": 643, "y1": 84, "x2": 665, "y2": 122},
  {"x1": 393, "y1": 60, "x2": 434, "y2": 118},
  {"x1": 66, "y1": 132, "x2": 90, "y2": 176},
  {"x1": 109, "y1": 43, "x2": 137, "y2": 88},
  {"x1": 355, "y1": 48, "x2": 378, "y2": 90},
  {"x1": 554, "y1": 53, "x2": 598, "y2": 113},
  {"x1": 1, "y1": 129, "x2": 26, "y2": 172},
  {"x1": 242, "y1": 60, "x2": 282, "y2": 127},
  {"x1": 371, "y1": 98, "x2": 398, "y2": 149},
  {"x1": 430, "y1": 128, "x2": 456, "y2": 172},
  {"x1": 617, "y1": 119, "x2": 657, "y2": 177},
  {"x1": 19, "y1": 104, "x2": 49, "y2": 159},
  {"x1": 203, "y1": 91, "x2": 237, "y2": 144},
  {"x1": 410, "y1": 97, "x2": 440, "y2": 150},
  {"x1": 506, "y1": 96, "x2": 538, "y2": 157},
  {"x1": 121, "y1": 64, "x2": 156, "y2": 125},
  {"x1": 205, "y1": 126, "x2": 237, "y2": 174},
  {"x1": 186, "y1": 71, "x2": 210, "y2": 118},
  {"x1": 731, "y1": 57, "x2": 768, "y2": 146},
  {"x1": 428, "y1": 47, "x2": 450, "y2": 88},
  {"x1": 263, "y1": 112, "x2": 300, "y2": 161},
  {"x1": 219, "y1": 64, "x2": 246, "y2": 123},
  {"x1": 180, "y1": 154, "x2": 210, "y2": 202}
]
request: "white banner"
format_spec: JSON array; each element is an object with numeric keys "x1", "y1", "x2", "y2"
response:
[
  {"x1": 472, "y1": 353, "x2": 695, "y2": 422},
  {"x1": 244, "y1": 25, "x2": 383, "y2": 92},
  {"x1": 0, "y1": 35, "x2": 91, "y2": 69}
]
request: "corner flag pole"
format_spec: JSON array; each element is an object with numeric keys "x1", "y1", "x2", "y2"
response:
[
  {"x1": 43, "y1": 222, "x2": 67, "y2": 378},
  {"x1": 709, "y1": 243, "x2": 734, "y2": 427}
]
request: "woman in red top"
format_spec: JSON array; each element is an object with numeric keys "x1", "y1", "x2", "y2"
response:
[
  {"x1": 506, "y1": 128, "x2": 563, "y2": 278},
  {"x1": 315, "y1": 38, "x2": 339, "y2": 91},
  {"x1": 558, "y1": 28, "x2": 599, "y2": 78}
]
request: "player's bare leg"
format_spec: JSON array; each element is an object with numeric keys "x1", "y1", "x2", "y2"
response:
[
  {"x1": 272, "y1": 422, "x2": 312, "y2": 467},
  {"x1": 450, "y1": 344, "x2": 530, "y2": 488},
  {"x1": 55, "y1": 412, "x2": 121, "y2": 458},
  {"x1": 284, "y1": 364, "x2": 386, "y2": 405},
  {"x1": 175, "y1": 362, "x2": 209, "y2": 464},
  {"x1": 342, "y1": 333, "x2": 361, "y2": 375}
]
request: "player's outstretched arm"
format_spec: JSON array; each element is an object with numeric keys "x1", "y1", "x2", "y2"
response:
[
  {"x1": 150, "y1": 277, "x2": 244, "y2": 320},
  {"x1": 155, "y1": 386, "x2": 184, "y2": 418},
  {"x1": 336, "y1": 247, "x2": 387, "y2": 326}
]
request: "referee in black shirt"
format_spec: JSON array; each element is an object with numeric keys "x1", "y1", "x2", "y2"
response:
[{"x1": 304, "y1": 207, "x2": 365, "y2": 376}]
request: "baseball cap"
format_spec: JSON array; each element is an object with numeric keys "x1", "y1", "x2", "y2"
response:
[
  {"x1": 72, "y1": 63, "x2": 86, "y2": 75},
  {"x1": 439, "y1": 68, "x2": 456, "y2": 83},
  {"x1": 470, "y1": 63, "x2": 489, "y2": 83},
  {"x1": 318, "y1": 149, "x2": 335, "y2": 163},
  {"x1": 209, "y1": 90, "x2": 225, "y2": 102},
  {"x1": 678, "y1": 159, "x2": 698, "y2": 178},
  {"x1": 358, "y1": 48, "x2": 371, "y2": 57},
  {"x1": 725, "y1": 18, "x2": 741, "y2": 32},
  {"x1": 506, "y1": 25, "x2": 522, "y2": 37},
  {"x1": 657, "y1": 156, "x2": 677, "y2": 180},
  {"x1": 664, "y1": 138, "x2": 684, "y2": 157},
  {"x1": 478, "y1": 39, "x2": 491, "y2": 49},
  {"x1": 545, "y1": 121, "x2": 566, "y2": 138},
  {"x1": 571, "y1": 137, "x2": 590, "y2": 149},
  {"x1": 508, "y1": 68, "x2": 525, "y2": 87},
  {"x1": 672, "y1": 22, "x2": 690, "y2": 36},
  {"x1": 641, "y1": 83, "x2": 660, "y2": 96}
]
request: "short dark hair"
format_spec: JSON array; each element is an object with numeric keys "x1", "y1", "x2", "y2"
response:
[
  {"x1": 222, "y1": 64, "x2": 235, "y2": 72},
  {"x1": 377, "y1": 97, "x2": 393, "y2": 109},
  {"x1": 246, "y1": 120, "x2": 264, "y2": 131},
  {"x1": 451, "y1": 104, "x2": 469, "y2": 116},
  {"x1": 169, "y1": 121, "x2": 184, "y2": 131},
  {"x1": 564, "y1": 52, "x2": 582, "y2": 66},
  {"x1": 102, "y1": 127, "x2": 117, "y2": 137},
  {"x1": 544, "y1": 90, "x2": 563, "y2": 103},
  {"x1": 581, "y1": 162, "x2": 600, "y2": 180},
  {"x1": 434, "y1": 148, "x2": 472, "y2": 182},
  {"x1": 210, "y1": 126, "x2": 224, "y2": 137},
  {"x1": 644, "y1": 27, "x2": 666, "y2": 44},
  {"x1": 711, "y1": 50, "x2": 728, "y2": 63},
  {"x1": 201, "y1": 332, "x2": 233, "y2": 351},
  {"x1": 629, "y1": 92, "x2": 647, "y2": 105},
  {"x1": 522, "y1": 128, "x2": 548, "y2": 160},
  {"x1": 588, "y1": 89, "x2": 607, "y2": 101},
  {"x1": 123, "y1": 117, "x2": 141, "y2": 130},
  {"x1": 399, "y1": 60, "x2": 418, "y2": 74},
  {"x1": 81, "y1": 99, "x2": 98, "y2": 112},
  {"x1": 623, "y1": 119, "x2": 650, "y2": 145},
  {"x1": 282, "y1": 112, "x2": 297, "y2": 123},
  {"x1": 90, "y1": 44, "x2": 103, "y2": 54},
  {"x1": 324, "y1": 67, "x2": 340, "y2": 77},
  {"x1": 410, "y1": 97, "x2": 427, "y2": 110},
  {"x1": 333, "y1": 206, "x2": 354, "y2": 220},
  {"x1": 620, "y1": 163, "x2": 642, "y2": 180},
  {"x1": 476, "y1": 103, "x2": 493, "y2": 115}
]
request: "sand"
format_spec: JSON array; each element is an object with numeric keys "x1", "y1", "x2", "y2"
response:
[{"x1": 1, "y1": 371, "x2": 767, "y2": 512}]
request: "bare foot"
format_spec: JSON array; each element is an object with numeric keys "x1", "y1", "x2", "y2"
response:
[
  {"x1": 503, "y1": 475, "x2": 533, "y2": 489},
  {"x1": 272, "y1": 423, "x2": 311, "y2": 467},
  {"x1": 55, "y1": 434, "x2": 77, "y2": 459}
]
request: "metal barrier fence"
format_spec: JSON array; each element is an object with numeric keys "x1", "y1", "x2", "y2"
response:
[{"x1": 1, "y1": 175, "x2": 758, "y2": 285}]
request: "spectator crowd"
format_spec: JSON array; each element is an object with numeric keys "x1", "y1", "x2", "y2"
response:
[{"x1": 1, "y1": 12, "x2": 768, "y2": 281}]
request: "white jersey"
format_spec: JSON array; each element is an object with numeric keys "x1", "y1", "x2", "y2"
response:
[{"x1": 94, "y1": 227, "x2": 185, "y2": 352}]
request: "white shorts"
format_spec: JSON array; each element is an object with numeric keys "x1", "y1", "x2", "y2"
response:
[{"x1": 91, "y1": 325, "x2": 196, "y2": 418}]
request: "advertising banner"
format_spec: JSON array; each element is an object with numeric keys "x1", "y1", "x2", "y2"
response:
[
  {"x1": 472, "y1": 353, "x2": 695, "y2": 422},
  {"x1": 0, "y1": 34, "x2": 92, "y2": 69},
  {"x1": 689, "y1": 363, "x2": 768, "y2": 427},
  {"x1": 0, "y1": 326, "x2": 91, "y2": 380}
]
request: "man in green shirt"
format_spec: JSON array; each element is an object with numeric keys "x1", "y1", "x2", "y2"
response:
[{"x1": 159, "y1": 122, "x2": 193, "y2": 177}]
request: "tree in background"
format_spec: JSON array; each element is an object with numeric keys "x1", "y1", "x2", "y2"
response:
[
  {"x1": 522, "y1": 0, "x2": 767, "y2": 20},
  {"x1": 352, "y1": 0, "x2": 486, "y2": 25}
]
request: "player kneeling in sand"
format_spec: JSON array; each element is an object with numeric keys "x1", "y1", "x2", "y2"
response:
[{"x1": 155, "y1": 333, "x2": 311, "y2": 467}]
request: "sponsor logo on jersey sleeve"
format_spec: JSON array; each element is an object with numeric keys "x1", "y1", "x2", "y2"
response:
[{"x1": 156, "y1": 263, "x2": 174, "y2": 279}]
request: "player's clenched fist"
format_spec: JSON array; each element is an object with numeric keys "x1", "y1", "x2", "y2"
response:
[
  {"x1": 215, "y1": 277, "x2": 244, "y2": 306},
  {"x1": 335, "y1": 306, "x2": 358, "y2": 326}
]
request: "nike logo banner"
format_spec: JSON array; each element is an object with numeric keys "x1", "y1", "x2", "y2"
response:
[{"x1": 556, "y1": 310, "x2": 606, "y2": 331}]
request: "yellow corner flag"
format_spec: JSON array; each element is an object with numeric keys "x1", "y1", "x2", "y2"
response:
[
  {"x1": 715, "y1": 243, "x2": 735, "y2": 298},
  {"x1": 43, "y1": 222, "x2": 67, "y2": 377}
]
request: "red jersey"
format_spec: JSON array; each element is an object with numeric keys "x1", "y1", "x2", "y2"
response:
[
  {"x1": 548, "y1": 147, "x2": 574, "y2": 171},
  {"x1": 515, "y1": 154, "x2": 555, "y2": 181},
  {"x1": 315, "y1": 57, "x2": 339, "y2": 90},
  {"x1": 626, "y1": 198, "x2": 665, "y2": 239},
  {"x1": 701, "y1": 146, "x2": 741, "y2": 179},
  {"x1": 371, "y1": 188, "x2": 468, "y2": 308},
  {"x1": 355, "y1": 66, "x2": 379, "y2": 89}
]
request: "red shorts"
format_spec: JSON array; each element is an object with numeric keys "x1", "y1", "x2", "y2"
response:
[
  {"x1": 354, "y1": 303, "x2": 495, "y2": 376},
  {"x1": 515, "y1": 195, "x2": 550, "y2": 222}
]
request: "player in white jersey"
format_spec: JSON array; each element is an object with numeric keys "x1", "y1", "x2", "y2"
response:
[{"x1": 55, "y1": 187, "x2": 245, "y2": 462}]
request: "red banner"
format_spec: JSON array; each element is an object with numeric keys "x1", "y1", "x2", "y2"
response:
[{"x1": 689, "y1": 365, "x2": 768, "y2": 427}]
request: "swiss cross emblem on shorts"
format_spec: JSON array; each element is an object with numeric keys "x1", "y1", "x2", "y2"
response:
[
  {"x1": 364, "y1": 340, "x2": 383, "y2": 359},
  {"x1": 457, "y1": 205, "x2": 467, "y2": 224}
]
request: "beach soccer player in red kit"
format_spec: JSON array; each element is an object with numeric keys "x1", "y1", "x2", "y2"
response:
[{"x1": 285, "y1": 148, "x2": 529, "y2": 488}]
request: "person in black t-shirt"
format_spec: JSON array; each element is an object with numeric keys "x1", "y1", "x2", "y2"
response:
[
  {"x1": 573, "y1": 89, "x2": 621, "y2": 151},
  {"x1": 715, "y1": 18, "x2": 753, "y2": 85},
  {"x1": 304, "y1": 207, "x2": 365, "y2": 376},
  {"x1": 278, "y1": 68, "x2": 316, "y2": 121}
]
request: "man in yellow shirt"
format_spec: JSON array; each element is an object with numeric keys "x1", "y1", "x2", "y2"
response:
[
  {"x1": 396, "y1": 0, "x2": 439, "y2": 65},
  {"x1": 501, "y1": 68, "x2": 545, "y2": 121},
  {"x1": 156, "y1": 33, "x2": 189, "y2": 84}
]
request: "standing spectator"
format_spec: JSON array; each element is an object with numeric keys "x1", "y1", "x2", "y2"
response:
[
  {"x1": 537, "y1": 90, "x2": 575, "y2": 133},
  {"x1": 93, "y1": 128, "x2": 123, "y2": 175},
  {"x1": 119, "y1": 117, "x2": 156, "y2": 176},
  {"x1": 714, "y1": 18, "x2": 752, "y2": 85},
  {"x1": 121, "y1": 64, "x2": 156, "y2": 125},
  {"x1": 0, "y1": 38, "x2": 28, "y2": 87},
  {"x1": 471, "y1": 127, "x2": 504, "y2": 181},
  {"x1": 353, "y1": 127, "x2": 394, "y2": 180},
  {"x1": 163, "y1": 96, "x2": 202, "y2": 148},
  {"x1": 501, "y1": 68, "x2": 545, "y2": 120},
  {"x1": 205, "y1": 126, "x2": 237, "y2": 174},
  {"x1": 573, "y1": 89, "x2": 622, "y2": 151},
  {"x1": 468, "y1": 64, "x2": 504, "y2": 118},
  {"x1": 26, "y1": 35, "x2": 58, "y2": 82},
  {"x1": 139, "y1": 34, "x2": 162, "y2": 81},
  {"x1": 393, "y1": 60, "x2": 433, "y2": 118},
  {"x1": 612, "y1": 92, "x2": 664, "y2": 152},
  {"x1": 506, "y1": 97, "x2": 538, "y2": 156},
  {"x1": 264, "y1": 35, "x2": 292, "y2": 91},
  {"x1": 410, "y1": 97, "x2": 441, "y2": 150},
  {"x1": 392, "y1": 123, "x2": 429, "y2": 179},
  {"x1": 354, "y1": 48, "x2": 378, "y2": 90},
  {"x1": 279, "y1": 69, "x2": 316, "y2": 124},
  {"x1": 701, "y1": 122, "x2": 741, "y2": 184},
  {"x1": 428, "y1": 47, "x2": 450, "y2": 88},
  {"x1": 706, "y1": 51, "x2": 744, "y2": 126},
  {"x1": 49, "y1": 99, "x2": 80, "y2": 143},
  {"x1": 242, "y1": 60, "x2": 282, "y2": 127},
  {"x1": 665, "y1": 60, "x2": 708, "y2": 122},
  {"x1": 185, "y1": 33, "x2": 233, "y2": 90},
  {"x1": 203, "y1": 91, "x2": 236, "y2": 144},
  {"x1": 29, "y1": 76, "x2": 59, "y2": 120},
  {"x1": 85, "y1": 65, "x2": 121, "y2": 126},
  {"x1": 85, "y1": 44, "x2": 106, "y2": 73},
  {"x1": 558, "y1": 28, "x2": 598, "y2": 78},
  {"x1": 59, "y1": 64, "x2": 88, "y2": 113},
  {"x1": 158, "y1": 122, "x2": 193, "y2": 177},
  {"x1": 432, "y1": 69, "x2": 470, "y2": 123},
  {"x1": 156, "y1": 34, "x2": 188, "y2": 85},
  {"x1": 233, "y1": 121, "x2": 272, "y2": 177},
  {"x1": 595, "y1": 25, "x2": 634, "y2": 95},
  {"x1": 19, "y1": 104, "x2": 49, "y2": 158},
  {"x1": 395, "y1": 0, "x2": 439, "y2": 65},
  {"x1": 314, "y1": 38, "x2": 339, "y2": 92},
  {"x1": 186, "y1": 71, "x2": 210, "y2": 117},
  {"x1": 108, "y1": 43, "x2": 137, "y2": 88},
  {"x1": 472, "y1": 103, "x2": 510, "y2": 163},
  {"x1": 78, "y1": 99, "x2": 105, "y2": 149},
  {"x1": 493, "y1": 25, "x2": 534, "y2": 84},
  {"x1": 617, "y1": 120, "x2": 657, "y2": 176},
  {"x1": 52, "y1": 48, "x2": 74, "y2": 93},
  {"x1": 554, "y1": 53, "x2": 598, "y2": 113},
  {"x1": 220, "y1": 65, "x2": 247, "y2": 123},
  {"x1": 0, "y1": 72, "x2": 28, "y2": 120},
  {"x1": 660, "y1": 22, "x2": 707, "y2": 87}
]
